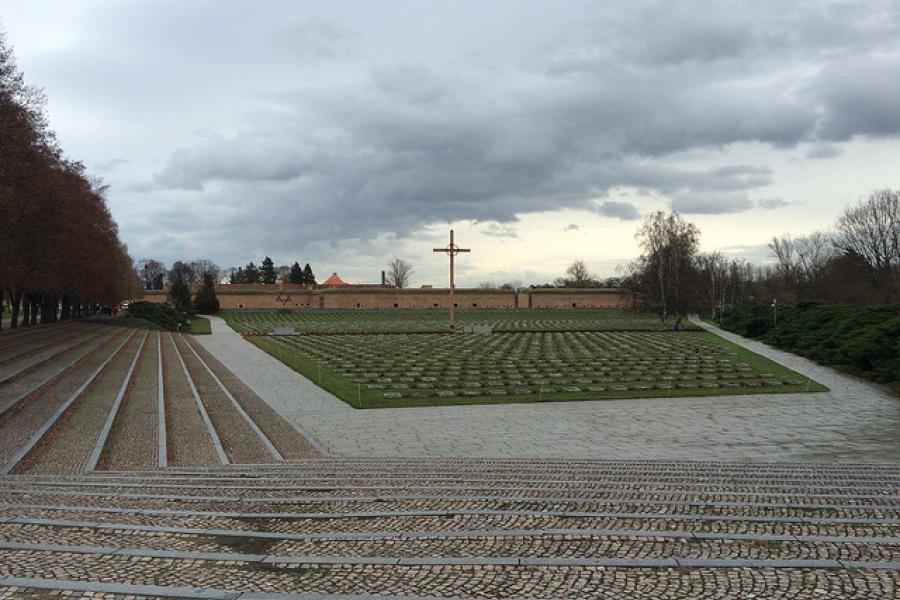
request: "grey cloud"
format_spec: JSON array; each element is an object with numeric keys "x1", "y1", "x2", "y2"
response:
[
  {"x1": 93, "y1": 158, "x2": 131, "y2": 173},
  {"x1": 565, "y1": 224, "x2": 579, "y2": 231},
  {"x1": 596, "y1": 200, "x2": 641, "y2": 220},
  {"x1": 809, "y1": 55, "x2": 900, "y2": 141},
  {"x1": 671, "y1": 191, "x2": 755, "y2": 214},
  {"x1": 805, "y1": 143, "x2": 843, "y2": 159},
  {"x1": 17, "y1": 0, "x2": 893, "y2": 266},
  {"x1": 482, "y1": 223, "x2": 519, "y2": 239},
  {"x1": 757, "y1": 197, "x2": 796, "y2": 209}
]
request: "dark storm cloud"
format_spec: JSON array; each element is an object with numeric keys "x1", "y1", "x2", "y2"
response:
[{"x1": 10, "y1": 0, "x2": 894, "y2": 264}]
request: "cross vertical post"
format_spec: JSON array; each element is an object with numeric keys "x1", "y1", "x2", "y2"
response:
[{"x1": 433, "y1": 229, "x2": 470, "y2": 330}]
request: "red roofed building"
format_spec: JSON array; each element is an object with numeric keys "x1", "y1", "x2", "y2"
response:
[{"x1": 321, "y1": 272, "x2": 350, "y2": 287}]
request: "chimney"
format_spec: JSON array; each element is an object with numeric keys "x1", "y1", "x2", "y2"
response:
[{"x1": 381, "y1": 270, "x2": 386, "y2": 286}]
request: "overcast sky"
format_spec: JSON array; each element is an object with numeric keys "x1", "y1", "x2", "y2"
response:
[{"x1": 2, "y1": 0, "x2": 898, "y2": 286}]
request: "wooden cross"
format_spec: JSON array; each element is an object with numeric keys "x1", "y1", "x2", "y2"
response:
[{"x1": 433, "y1": 229, "x2": 470, "y2": 330}]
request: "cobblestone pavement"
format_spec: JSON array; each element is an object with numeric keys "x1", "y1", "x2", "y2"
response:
[
  {"x1": 0, "y1": 460, "x2": 897, "y2": 598},
  {"x1": 196, "y1": 316, "x2": 900, "y2": 461}
]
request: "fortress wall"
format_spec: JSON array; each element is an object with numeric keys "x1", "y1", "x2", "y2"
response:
[{"x1": 137, "y1": 287, "x2": 635, "y2": 310}]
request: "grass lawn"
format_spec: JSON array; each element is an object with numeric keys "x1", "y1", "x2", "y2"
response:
[
  {"x1": 233, "y1": 309, "x2": 826, "y2": 409},
  {"x1": 223, "y1": 309, "x2": 689, "y2": 334},
  {"x1": 188, "y1": 316, "x2": 211, "y2": 335}
]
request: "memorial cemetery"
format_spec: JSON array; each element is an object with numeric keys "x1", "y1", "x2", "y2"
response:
[{"x1": 235, "y1": 310, "x2": 823, "y2": 408}]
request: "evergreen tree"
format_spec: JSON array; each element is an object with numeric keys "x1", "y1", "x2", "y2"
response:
[
  {"x1": 230, "y1": 267, "x2": 245, "y2": 284},
  {"x1": 302, "y1": 263, "x2": 315, "y2": 285},
  {"x1": 244, "y1": 261, "x2": 260, "y2": 284},
  {"x1": 193, "y1": 273, "x2": 220, "y2": 314},
  {"x1": 168, "y1": 278, "x2": 192, "y2": 315},
  {"x1": 261, "y1": 256, "x2": 277, "y2": 284},
  {"x1": 289, "y1": 262, "x2": 304, "y2": 284}
]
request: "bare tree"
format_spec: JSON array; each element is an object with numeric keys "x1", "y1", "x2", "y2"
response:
[
  {"x1": 189, "y1": 259, "x2": 220, "y2": 282},
  {"x1": 136, "y1": 259, "x2": 166, "y2": 290},
  {"x1": 795, "y1": 231, "x2": 836, "y2": 291},
  {"x1": 634, "y1": 210, "x2": 701, "y2": 329},
  {"x1": 555, "y1": 259, "x2": 598, "y2": 287},
  {"x1": 696, "y1": 252, "x2": 730, "y2": 320},
  {"x1": 386, "y1": 258, "x2": 414, "y2": 288},
  {"x1": 477, "y1": 281, "x2": 497, "y2": 290},
  {"x1": 167, "y1": 261, "x2": 197, "y2": 285},
  {"x1": 834, "y1": 189, "x2": 900, "y2": 302}
]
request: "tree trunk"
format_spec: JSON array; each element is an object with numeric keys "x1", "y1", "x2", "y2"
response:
[
  {"x1": 9, "y1": 291, "x2": 21, "y2": 329},
  {"x1": 21, "y1": 295, "x2": 30, "y2": 327},
  {"x1": 61, "y1": 295, "x2": 70, "y2": 321}
]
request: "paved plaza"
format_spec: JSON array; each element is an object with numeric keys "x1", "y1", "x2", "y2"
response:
[{"x1": 197, "y1": 316, "x2": 900, "y2": 462}]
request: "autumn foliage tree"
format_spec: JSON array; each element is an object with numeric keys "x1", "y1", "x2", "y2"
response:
[{"x1": 0, "y1": 32, "x2": 138, "y2": 329}]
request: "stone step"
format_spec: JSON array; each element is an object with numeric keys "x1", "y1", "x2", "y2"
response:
[
  {"x1": 0, "y1": 486, "x2": 896, "y2": 513},
  {"x1": 1, "y1": 556, "x2": 897, "y2": 599},
  {"x1": 0, "y1": 577, "x2": 452, "y2": 600},
  {"x1": 4, "y1": 502, "x2": 897, "y2": 538},
  {"x1": 0, "y1": 480, "x2": 900, "y2": 506},
  {"x1": 0, "y1": 541, "x2": 897, "y2": 569},
  {"x1": 7, "y1": 472, "x2": 899, "y2": 493},
  {"x1": 0, "y1": 499, "x2": 896, "y2": 532},
  {"x1": 4, "y1": 514, "x2": 898, "y2": 546}
]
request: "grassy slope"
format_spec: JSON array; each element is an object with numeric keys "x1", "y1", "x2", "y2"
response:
[
  {"x1": 189, "y1": 316, "x2": 211, "y2": 335},
  {"x1": 719, "y1": 303, "x2": 900, "y2": 393}
]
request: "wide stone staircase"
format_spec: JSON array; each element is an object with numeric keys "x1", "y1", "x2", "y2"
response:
[{"x1": 0, "y1": 459, "x2": 898, "y2": 599}]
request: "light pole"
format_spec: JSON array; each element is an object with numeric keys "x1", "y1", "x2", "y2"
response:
[{"x1": 772, "y1": 298, "x2": 778, "y2": 326}]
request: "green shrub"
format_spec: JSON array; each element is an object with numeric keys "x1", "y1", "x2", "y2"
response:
[
  {"x1": 126, "y1": 301, "x2": 188, "y2": 331},
  {"x1": 720, "y1": 303, "x2": 900, "y2": 390}
]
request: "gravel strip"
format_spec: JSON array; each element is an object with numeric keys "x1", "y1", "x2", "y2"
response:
[
  {"x1": 184, "y1": 336, "x2": 320, "y2": 459},
  {"x1": 100, "y1": 332, "x2": 159, "y2": 472},
  {"x1": 0, "y1": 325, "x2": 93, "y2": 367},
  {"x1": 0, "y1": 328, "x2": 117, "y2": 413},
  {"x1": 0, "y1": 322, "x2": 84, "y2": 354},
  {"x1": 173, "y1": 335, "x2": 271, "y2": 465},
  {"x1": 162, "y1": 334, "x2": 220, "y2": 467},
  {"x1": 0, "y1": 330, "x2": 129, "y2": 466},
  {"x1": 23, "y1": 334, "x2": 146, "y2": 475}
]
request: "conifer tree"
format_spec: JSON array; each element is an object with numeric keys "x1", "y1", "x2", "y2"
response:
[
  {"x1": 261, "y1": 256, "x2": 276, "y2": 284},
  {"x1": 168, "y1": 278, "x2": 192, "y2": 315},
  {"x1": 193, "y1": 273, "x2": 219, "y2": 314},
  {"x1": 244, "y1": 261, "x2": 260, "y2": 284},
  {"x1": 289, "y1": 262, "x2": 303, "y2": 284},
  {"x1": 302, "y1": 263, "x2": 315, "y2": 285}
]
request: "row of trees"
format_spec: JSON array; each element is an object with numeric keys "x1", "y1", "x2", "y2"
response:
[
  {"x1": 168, "y1": 273, "x2": 219, "y2": 315},
  {"x1": 626, "y1": 189, "x2": 900, "y2": 328},
  {"x1": 228, "y1": 258, "x2": 316, "y2": 285},
  {"x1": 135, "y1": 258, "x2": 220, "y2": 290},
  {"x1": 1, "y1": 33, "x2": 139, "y2": 329}
]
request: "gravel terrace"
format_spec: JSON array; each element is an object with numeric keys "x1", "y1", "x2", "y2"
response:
[
  {"x1": 172, "y1": 334, "x2": 272, "y2": 464},
  {"x1": 100, "y1": 331, "x2": 160, "y2": 471},
  {"x1": 0, "y1": 330, "x2": 129, "y2": 467},
  {"x1": 22, "y1": 333, "x2": 146, "y2": 475},
  {"x1": 161, "y1": 332, "x2": 220, "y2": 467}
]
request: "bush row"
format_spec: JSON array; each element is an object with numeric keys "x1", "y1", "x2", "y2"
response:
[{"x1": 719, "y1": 302, "x2": 900, "y2": 391}]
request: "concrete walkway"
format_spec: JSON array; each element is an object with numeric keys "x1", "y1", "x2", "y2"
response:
[{"x1": 195, "y1": 316, "x2": 900, "y2": 462}]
